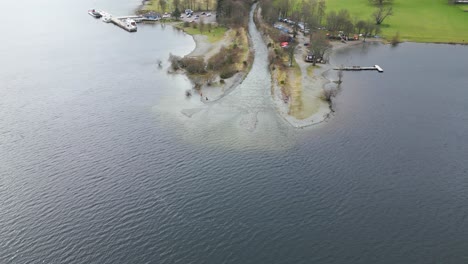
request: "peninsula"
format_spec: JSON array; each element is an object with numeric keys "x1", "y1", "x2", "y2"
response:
[{"x1": 137, "y1": 0, "x2": 468, "y2": 127}]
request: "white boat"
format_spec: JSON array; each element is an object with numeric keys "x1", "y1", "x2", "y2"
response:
[
  {"x1": 125, "y1": 19, "x2": 137, "y2": 32},
  {"x1": 88, "y1": 9, "x2": 102, "y2": 18},
  {"x1": 101, "y1": 12, "x2": 112, "y2": 23},
  {"x1": 102, "y1": 15, "x2": 112, "y2": 23}
]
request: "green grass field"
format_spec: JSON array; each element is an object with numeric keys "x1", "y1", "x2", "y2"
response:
[
  {"x1": 324, "y1": 0, "x2": 468, "y2": 43},
  {"x1": 142, "y1": 0, "x2": 217, "y2": 13},
  {"x1": 175, "y1": 24, "x2": 228, "y2": 43}
]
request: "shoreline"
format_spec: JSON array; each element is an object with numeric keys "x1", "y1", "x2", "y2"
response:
[
  {"x1": 184, "y1": 32, "x2": 248, "y2": 103},
  {"x1": 169, "y1": 23, "x2": 252, "y2": 104},
  {"x1": 135, "y1": 2, "x2": 460, "y2": 129},
  {"x1": 136, "y1": 3, "x2": 381, "y2": 128}
]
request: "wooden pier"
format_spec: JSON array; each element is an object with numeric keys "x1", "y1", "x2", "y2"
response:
[{"x1": 334, "y1": 65, "x2": 384, "y2": 73}]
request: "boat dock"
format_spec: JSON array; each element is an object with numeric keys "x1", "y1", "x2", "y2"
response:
[
  {"x1": 334, "y1": 65, "x2": 384, "y2": 73},
  {"x1": 91, "y1": 10, "x2": 162, "y2": 32},
  {"x1": 110, "y1": 17, "x2": 137, "y2": 32}
]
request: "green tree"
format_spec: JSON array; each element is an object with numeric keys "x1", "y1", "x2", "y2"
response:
[
  {"x1": 159, "y1": 0, "x2": 167, "y2": 12},
  {"x1": 172, "y1": 7, "x2": 181, "y2": 19},
  {"x1": 173, "y1": 0, "x2": 180, "y2": 9}
]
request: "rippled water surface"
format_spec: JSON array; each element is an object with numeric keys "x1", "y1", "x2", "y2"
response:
[{"x1": 1, "y1": 0, "x2": 468, "y2": 263}]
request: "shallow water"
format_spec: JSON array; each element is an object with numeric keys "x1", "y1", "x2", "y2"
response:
[
  {"x1": 1, "y1": 0, "x2": 468, "y2": 263},
  {"x1": 156, "y1": 4, "x2": 293, "y2": 149}
]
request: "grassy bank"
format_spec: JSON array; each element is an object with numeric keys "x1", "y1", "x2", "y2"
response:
[
  {"x1": 324, "y1": 0, "x2": 468, "y2": 43},
  {"x1": 175, "y1": 23, "x2": 227, "y2": 43}
]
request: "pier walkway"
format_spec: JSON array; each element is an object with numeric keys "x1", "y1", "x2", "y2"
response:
[
  {"x1": 92, "y1": 10, "x2": 163, "y2": 32},
  {"x1": 334, "y1": 65, "x2": 384, "y2": 73}
]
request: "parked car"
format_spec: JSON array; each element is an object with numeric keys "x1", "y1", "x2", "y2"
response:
[
  {"x1": 206, "y1": 12, "x2": 211, "y2": 17},
  {"x1": 305, "y1": 54, "x2": 315, "y2": 62}
]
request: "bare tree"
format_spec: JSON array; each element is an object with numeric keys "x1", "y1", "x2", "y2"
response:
[
  {"x1": 317, "y1": 0, "x2": 326, "y2": 26},
  {"x1": 259, "y1": 0, "x2": 278, "y2": 24},
  {"x1": 355, "y1": 20, "x2": 366, "y2": 34},
  {"x1": 391, "y1": 32, "x2": 400, "y2": 46},
  {"x1": 207, "y1": 22, "x2": 212, "y2": 32},
  {"x1": 337, "y1": 67, "x2": 343, "y2": 84},
  {"x1": 301, "y1": 0, "x2": 319, "y2": 31},
  {"x1": 199, "y1": 18, "x2": 205, "y2": 33},
  {"x1": 373, "y1": 6, "x2": 393, "y2": 25},
  {"x1": 309, "y1": 32, "x2": 331, "y2": 66},
  {"x1": 291, "y1": 10, "x2": 301, "y2": 38},
  {"x1": 323, "y1": 87, "x2": 337, "y2": 106},
  {"x1": 368, "y1": 0, "x2": 393, "y2": 6},
  {"x1": 287, "y1": 44, "x2": 296, "y2": 67},
  {"x1": 326, "y1": 9, "x2": 352, "y2": 33},
  {"x1": 362, "y1": 20, "x2": 376, "y2": 41},
  {"x1": 276, "y1": 0, "x2": 291, "y2": 19}
]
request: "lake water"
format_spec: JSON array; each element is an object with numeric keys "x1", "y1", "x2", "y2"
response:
[{"x1": 1, "y1": 0, "x2": 468, "y2": 263}]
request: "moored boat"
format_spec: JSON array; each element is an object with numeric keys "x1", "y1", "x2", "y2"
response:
[
  {"x1": 102, "y1": 15, "x2": 112, "y2": 23},
  {"x1": 125, "y1": 18, "x2": 137, "y2": 32},
  {"x1": 101, "y1": 12, "x2": 112, "y2": 23},
  {"x1": 88, "y1": 9, "x2": 102, "y2": 18}
]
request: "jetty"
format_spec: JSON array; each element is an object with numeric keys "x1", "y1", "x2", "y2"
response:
[
  {"x1": 90, "y1": 10, "x2": 164, "y2": 32},
  {"x1": 110, "y1": 16, "x2": 137, "y2": 32},
  {"x1": 334, "y1": 65, "x2": 384, "y2": 73}
]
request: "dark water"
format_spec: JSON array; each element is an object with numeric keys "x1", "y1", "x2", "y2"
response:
[{"x1": 1, "y1": 0, "x2": 468, "y2": 263}]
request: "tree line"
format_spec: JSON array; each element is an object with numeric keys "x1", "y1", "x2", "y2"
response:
[
  {"x1": 260, "y1": 0, "x2": 394, "y2": 35},
  {"x1": 216, "y1": 0, "x2": 255, "y2": 27}
]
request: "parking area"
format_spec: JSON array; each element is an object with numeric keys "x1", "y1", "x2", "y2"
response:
[{"x1": 180, "y1": 11, "x2": 217, "y2": 23}]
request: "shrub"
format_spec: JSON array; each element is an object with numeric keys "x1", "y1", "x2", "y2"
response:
[
  {"x1": 169, "y1": 53, "x2": 182, "y2": 71},
  {"x1": 220, "y1": 67, "x2": 237, "y2": 79},
  {"x1": 179, "y1": 57, "x2": 207, "y2": 74},
  {"x1": 183, "y1": 21, "x2": 190, "y2": 27},
  {"x1": 207, "y1": 46, "x2": 241, "y2": 71},
  {"x1": 277, "y1": 34, "x2": 290, "y2": 42},
  {"x1": 391, "y1": 32, "x2": 400, "y2": 46},
  {"x1": 322, "y1": 88, "x2": 337, "y2": 102}
]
